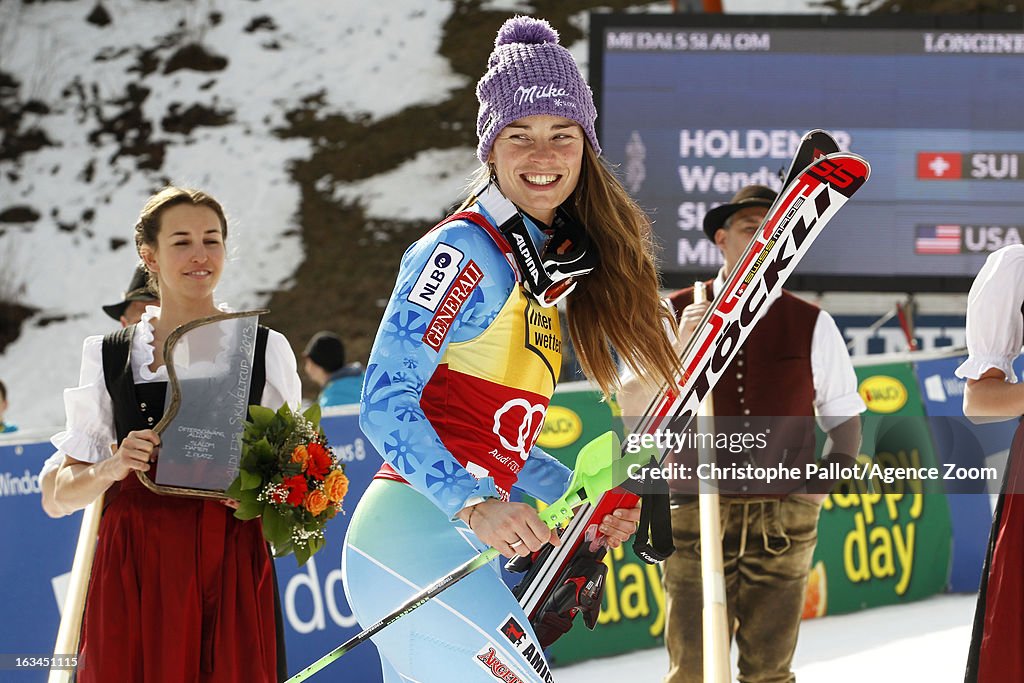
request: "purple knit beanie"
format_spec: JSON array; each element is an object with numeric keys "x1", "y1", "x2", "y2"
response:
[{"x1": 476, "y1": 16, "x2": 600, "y2": 164}]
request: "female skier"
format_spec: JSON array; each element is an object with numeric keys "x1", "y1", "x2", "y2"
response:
[{"x1": 344, "y1": 16, "x2": 680, "y2": 682}]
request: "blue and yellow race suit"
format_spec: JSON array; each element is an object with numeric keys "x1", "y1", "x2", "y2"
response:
[{"x1": 343, "y1": 201, "x2": 572, "y2": 683}]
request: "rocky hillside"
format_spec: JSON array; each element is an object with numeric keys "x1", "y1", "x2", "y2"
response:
[{"x1": 0, "y1": 0, "x2": 661, "y2": 426}]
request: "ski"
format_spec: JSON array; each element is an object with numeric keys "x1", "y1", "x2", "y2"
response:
[
  {"x1": 780, "y1": 129, "x2": 839, "y2": 188},
  {"x1": 514, "y1": 145, "x2": 870, "y2": 633}
]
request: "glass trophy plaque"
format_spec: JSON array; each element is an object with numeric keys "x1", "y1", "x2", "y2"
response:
[{"x1": 138, "y1": 310, "x2": 265, "y2": 498}]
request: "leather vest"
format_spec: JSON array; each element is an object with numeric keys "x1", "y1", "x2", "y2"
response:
[{"x1": 666, "y1": 283, "x2": 819, "y2": 494}]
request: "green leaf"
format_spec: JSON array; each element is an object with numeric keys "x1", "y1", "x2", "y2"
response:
[
  {"x1": 302, "y1": 403, "x2": 322, "y2": 426},
  {"x1": 278, "y1": 404, "x2": 295, "y2": 428},
  {"x1": 251, "y1": 438, "x2": 275, "y2": 465},
  {"x1": 239, "y1": 469, "x2": 262, "y2": 491},
  {"x1": 271, "y1": 538, "x2": 293, "y2": 558},
  {"x1": 224, "y1": 477, "x2": 243, "y2": 500},
  {"x1": 294, "y1": 543, "x2": 311, "y2": 567},
  {"x1": 236, "y1": 487, "x2": 260, "y2": 506},
  {"x1": 234, "y1": 498, "x2": 264, "y2": 521},
  {"x1": 262, "y1": 505, "x2": 290, "y2": 549},
  {"x1": 249, "y1": 404, "x2": 276, "y2": 429}
]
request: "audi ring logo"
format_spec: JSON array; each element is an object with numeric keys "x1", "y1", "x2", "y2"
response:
[{"x1": 492, "y1": 399, "x2": 546, "y2": 460}]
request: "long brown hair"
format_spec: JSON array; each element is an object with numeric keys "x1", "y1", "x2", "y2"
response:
[
  {"x1": 565, "y1": 142, "x2": 679, "y2": 397},
  {"x1": 462, "y1": 145, "x2": 680, "y2": 398}
]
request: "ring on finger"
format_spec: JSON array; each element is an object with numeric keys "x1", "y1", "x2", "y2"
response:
[{"x1": 509, "y1": 538, "x2": 524, "y2": 549}]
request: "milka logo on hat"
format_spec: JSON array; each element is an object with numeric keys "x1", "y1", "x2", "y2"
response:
[{"x1": 514, "y1": 83, "x2": 574, "y2": 108}]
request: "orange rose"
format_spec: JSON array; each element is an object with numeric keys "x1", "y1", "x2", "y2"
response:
[
  {"x1": 324, "y1": 469, "x2": 349, "y2": 503},
  {"x1": 290, "y1": 445, "x2": 309, "y2": 471},
  {"x1": 304, "y1": 489, "x2": 329, "y2": 516}
]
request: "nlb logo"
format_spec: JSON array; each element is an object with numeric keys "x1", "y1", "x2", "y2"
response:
[
  {"x1": 858, "y1": 375, "x2": 908, "y2": 414},
  {"x1": 536, "y1": 405, "x2": 582, "y2": 450},
  {"x1": 408, "y1": 242, "x2": 464, "y2": 312}
]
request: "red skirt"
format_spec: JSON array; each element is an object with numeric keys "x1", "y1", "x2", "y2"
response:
[
  {"x1": 77, "y1": 475, "x2": 278, "y2": 682},
  {"x1": 968, "y1": 419, "x2": 1024, "y2": 682}
]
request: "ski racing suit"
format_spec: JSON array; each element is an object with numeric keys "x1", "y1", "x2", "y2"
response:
[{"x1": 343, "y1": 201, "x2": 573, "y2": 683}]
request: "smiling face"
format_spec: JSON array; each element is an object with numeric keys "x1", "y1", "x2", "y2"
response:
[
  {"x1": 140, "y1": 203, "x2": 225, "y2": 303},
  {"x1": 488, "y1": 114, "x2": 585, "y2": 225}
]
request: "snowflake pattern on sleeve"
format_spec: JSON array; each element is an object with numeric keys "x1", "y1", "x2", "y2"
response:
[{"x1": 359, "y1": 220, "x2": 516, "y2": 519}]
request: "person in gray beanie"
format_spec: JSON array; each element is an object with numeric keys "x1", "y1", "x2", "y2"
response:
[{"x1": 340, "y1": 15, "x2": 681, "y2": 683}]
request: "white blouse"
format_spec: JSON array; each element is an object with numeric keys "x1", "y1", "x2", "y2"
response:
[
  {"x1": 49, "y1": 306, "x2": 301, "y2": 465},
  {"x1": 955, "y1": 245, "x2": 1024, "y2": 383}
]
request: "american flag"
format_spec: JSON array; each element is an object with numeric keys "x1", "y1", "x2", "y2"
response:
[{"x1": 914, "y1": 225, "x2": 962, "y2": 255}]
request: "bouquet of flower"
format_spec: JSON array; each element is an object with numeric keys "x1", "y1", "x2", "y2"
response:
[{"x1": 225, "y1": 403, "x2": 348, "y2": 566}]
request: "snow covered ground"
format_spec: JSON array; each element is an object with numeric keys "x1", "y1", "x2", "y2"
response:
[
  {"x1": 0, "y1": 0, "x2": 477, "y2": 428},
  {"x1": 558, "y1": 594, "x2": 976, "y2": 683}
]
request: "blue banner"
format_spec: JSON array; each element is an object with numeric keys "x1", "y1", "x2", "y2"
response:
[
  {"x1": 0, "y1": 440, "x2": 81, "y2": 677},
  {"x1": 833, "y1": 313, "x2": 964, "y2": 356},
  {"x1": 0, "y1": 414, "x2": 385, "y2": 682},
  {"x1": 276, "y1": 412, "x2": 383, "y2": 681}
]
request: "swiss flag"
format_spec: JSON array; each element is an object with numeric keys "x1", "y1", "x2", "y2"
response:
[{"x1": 917, "y1": 152, "x2": 962, "y2": 180}]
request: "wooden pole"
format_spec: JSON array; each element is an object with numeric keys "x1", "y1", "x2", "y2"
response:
[
  {"x1": 48, "y1": 489, "x2": 104, "y2": 682},
  {"x1": 694, "y1": 281, "x2": 731, "y2": 683}
]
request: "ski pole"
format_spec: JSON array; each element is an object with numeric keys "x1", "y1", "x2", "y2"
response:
[
  {"x1": 286, "y1": 545, "x2": 502, "y2": 682},
  {"x1": 287, "y1": 431, "x2": 643, "y2": 682}
]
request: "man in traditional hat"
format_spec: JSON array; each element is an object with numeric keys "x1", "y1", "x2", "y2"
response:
[
  {"x1": 101, "y1": 264, "x2": 158, "y2": 327},
  {"x1": 39, "y1": 266, "x2": 158, "y2": 517},
  {"x1": 618, "y1": 184, "x2": 865, "y2": 683}
]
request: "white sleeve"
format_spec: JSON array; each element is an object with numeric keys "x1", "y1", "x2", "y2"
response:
[
  {"x1": 262, "y1": 329, "x2": 301, "y2": 410},
  {"x1": 49, "y1": 336, "x2": 117, "y2": 464},
  {"x1": 811, "y1": 311, "x2": 866, "y2": 432},
  {"x1": 37, "y1": 451, "x2": 65, "y2": 483},
  {"x1": 955, "y1": 245, "x2": 1024, "y2": 383}
]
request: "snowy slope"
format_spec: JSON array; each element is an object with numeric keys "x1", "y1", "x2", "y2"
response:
[
  {"x1": 0, "y1": 1, "x2": 471, "y2": 428},
  {"x1": 0, "y1": 0, "x2": 827, "y2": 430}
]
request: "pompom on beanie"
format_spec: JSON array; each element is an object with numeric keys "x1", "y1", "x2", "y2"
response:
[{"x1": 475, "y1": 16, "x2": 600, "y2": 163}]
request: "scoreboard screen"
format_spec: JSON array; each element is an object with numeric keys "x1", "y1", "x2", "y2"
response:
[{"x1": 590, "y1": 14, "x2": 1024, "y2": 291}]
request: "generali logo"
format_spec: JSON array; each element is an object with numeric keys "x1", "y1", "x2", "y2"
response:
[
  {"x1": 514, "y1": 83, "x2": 571, "y2": 107},
  {"x1": 422, "y1": 261, "x2": 484, "y2": 351}
]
